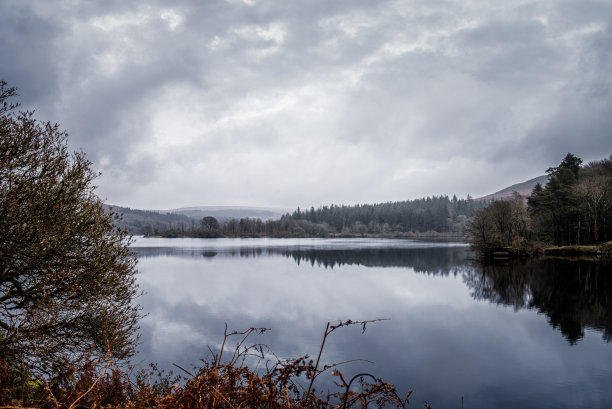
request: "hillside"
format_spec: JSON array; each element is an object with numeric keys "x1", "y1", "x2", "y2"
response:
[
  {"x1": 168, "y1": 206, "x2": 290, "y2": 221},
  {"x1": 475, "y1": 175, "x2": 548, "y2": 202},
  {"x1": 106, "y1": 205, "x2": 291, "y2": 235},
  {"x1": 104, "y1": 205, "x2": 194, "y2": 235}
]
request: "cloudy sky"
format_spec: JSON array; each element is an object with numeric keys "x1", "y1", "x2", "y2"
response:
[{"x1": 1, "y1": 0, "x2": 611, "y2": 210}]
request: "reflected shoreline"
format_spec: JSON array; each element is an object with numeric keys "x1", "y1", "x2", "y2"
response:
[
  {"x1": 133, "y1": 245, "x2": 472, "y2": 272},
  {"x1": 133, "y1": 239, "x2": 612, "y2": 345}
]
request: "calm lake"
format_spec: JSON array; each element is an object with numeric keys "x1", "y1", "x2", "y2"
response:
[{"x1": 130, "y1": 237, "x2": 612, "y2": 409}]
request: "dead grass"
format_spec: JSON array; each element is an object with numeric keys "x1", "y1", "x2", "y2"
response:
[{"x1": 1, "y1": 320, "x2": 414, "y2": 409}]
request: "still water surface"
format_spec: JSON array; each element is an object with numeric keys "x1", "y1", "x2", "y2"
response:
[{"x1": 131, "y1": 237, "x2": 612, "y2": 408}]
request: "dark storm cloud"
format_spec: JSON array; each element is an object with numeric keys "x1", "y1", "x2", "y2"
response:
[{"x1": 1, "y1": 0, "x2": 610, "y2": 208}]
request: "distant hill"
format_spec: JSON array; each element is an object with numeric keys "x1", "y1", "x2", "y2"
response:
[
  {"x1": 104, "y1": 205, "x2": 194, "y2": 235},
  {"x1": 105, "y1": 205, "x2": 292, "y2": 235},
  {"x1": 167, "y1": 206, "x2": 291, "y2": 221},
  {"x1": 475, "y1": 175, "x2": 548, "y2": 202}
]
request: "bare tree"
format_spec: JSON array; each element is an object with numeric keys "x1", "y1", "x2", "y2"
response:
[{"x1": 0, "y1": 81, "x2": 140, "y2": 374}]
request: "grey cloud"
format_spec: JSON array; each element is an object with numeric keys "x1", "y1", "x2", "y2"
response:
[
  {"x1": 452, "y1": 19, "x2": 561, "y2": 84},
  {"x1": 523, "y1": 93, "x2": 612, "y2": 164},
  {"x1": 2, "y1": 0, "x2": 610, "y2": 207},
  {"x1": 0, "y1": 2, "x2": 64, "y2": 106},
  {"x1": 519, "y1": 24, "x2": 612, "y2": 164}
]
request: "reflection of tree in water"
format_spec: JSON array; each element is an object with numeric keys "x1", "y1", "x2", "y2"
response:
[
  {"x1": 134, "y1": 246, "x2": 473, "y2": 275},
  {"x1": 133, "y1": 244, "x2": 612, "y2": 344},
  {"x1": 280, "y1": 247, "x2": 471, "y2": 276},
  {"x1": 465, "y1": 258, "x2": 612, "y2": 344}
]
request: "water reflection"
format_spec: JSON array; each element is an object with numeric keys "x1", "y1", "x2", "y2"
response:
[
  {"x1": 465, "y1": 258, "x2": 612, "y2": 344},
  {"x1": 134, "y1": 243, "x2": 471, "y2": 274},
  {"x1": 131, "y1": 238, "x2": 612, "y2": 409},
  {"x1": 134, "y1": 242, "x2": 612, "y2": 344},
  {"x1": 282, "y1": 247, "x2": 469, "y2": 273}
]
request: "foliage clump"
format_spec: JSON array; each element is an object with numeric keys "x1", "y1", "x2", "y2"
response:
[
  {"x1": 1, "y1": 321, "x2": 413, "y2": 409},
  {"x1": 0, "y1": 81, "x2": 140, "y2": 379},
  {"x1": 467, "y1": 153, "x2": 612, "y2": 253}
]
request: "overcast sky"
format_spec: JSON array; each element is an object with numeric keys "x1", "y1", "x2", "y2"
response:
[{"x1": 1, "y1": 0, "x2": 611, "y2": 210}]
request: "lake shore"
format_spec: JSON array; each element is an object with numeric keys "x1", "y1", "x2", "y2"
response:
[{"x1": 481, "y1": 241, "x2": 612, "y2": 261}]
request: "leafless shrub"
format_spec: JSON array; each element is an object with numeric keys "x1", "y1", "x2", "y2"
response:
[{"x1": 1, "y1": 320, "x2": 415, "y2": 409}]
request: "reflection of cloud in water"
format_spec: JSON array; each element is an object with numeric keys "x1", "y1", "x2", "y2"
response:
[
  {"x1": 131, "y1": 237, "x2": 468, "y2": 255},
  {"x1": 132, "y1": 238, "x2": 472, "y2": 274},
  {"x1": 133, "y1": 239, "x2": 612, "y2": 409}
]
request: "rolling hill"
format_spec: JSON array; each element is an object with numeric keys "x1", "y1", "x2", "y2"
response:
[
  {"x1": 105, "y1": 205, "x2": 291, "y2": 235},
  {"x1": 167, "y1": 206, "x2": 291, "y2": 221},
  {"x1": 475, "y1": 175, "x2": 548, "y2": 202}
]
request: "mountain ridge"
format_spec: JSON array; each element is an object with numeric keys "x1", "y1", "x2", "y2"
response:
[
  {"x1": 165, "y1": 206, "x2": 291, "y2": 221},
  {"x1": 474, "y1": 175, "x2": 547, "y2": 202}
]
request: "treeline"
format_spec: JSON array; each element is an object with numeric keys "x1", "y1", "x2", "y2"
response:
[
  {"x1": 153, "y1": 195, "x2": 487, "y2": 238},
  {"x1": 468, "y1": 153, "x2": 612, "y2": 250},
  {"x1": 289, "y1": 195, "x2": 484, "y2": 233}
]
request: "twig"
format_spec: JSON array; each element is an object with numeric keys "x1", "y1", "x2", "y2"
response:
[
  {"x1": 306, "y1": 321, "x2": 330, "y2": 399},
  {"x1": 306, "y1": 318, "x2": 389, "y2": 400},
  {"x1": 341, "y1": 373, "x2": 377, "y2": 409},
  {"x1": 216, "y1": 323, "x2": 229, "y2": 366},
  {"x1": 172, "y1": 363, "x2": 195, "y2": 377}
]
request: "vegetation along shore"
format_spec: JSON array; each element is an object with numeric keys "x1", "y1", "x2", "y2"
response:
[{"x1": 466, "y1": 153, "x2": 612, "y2": 259}]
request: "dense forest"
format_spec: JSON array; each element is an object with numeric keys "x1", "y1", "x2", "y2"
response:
[
  {"x1": 150, "y1": 195, "x2": 488, "y2": 238},
  {"x1": 468, "y1": 154, "x2": 612, "y2": 250}
]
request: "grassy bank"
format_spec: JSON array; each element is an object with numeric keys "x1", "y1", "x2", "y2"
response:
[
  {"x1": 480, "y1": 241, "x2": 612, "y2": 260},
  {"x1": 543, "y1": 241, "x2": 612, "y2": 257}
]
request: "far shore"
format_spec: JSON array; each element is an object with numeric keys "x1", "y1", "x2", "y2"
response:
[{"x1": 142, "y1": 231, "x2": 468, "y2": 240}]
